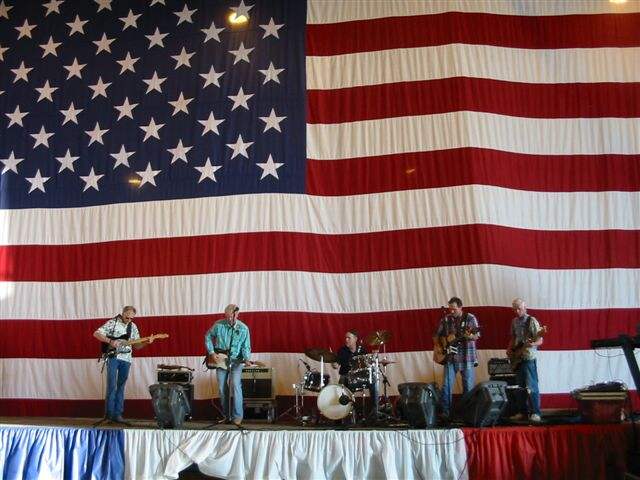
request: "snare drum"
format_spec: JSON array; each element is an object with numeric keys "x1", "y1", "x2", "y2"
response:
[{"x1": 303, "y1": 370, "x2": 330, "y2": 392}]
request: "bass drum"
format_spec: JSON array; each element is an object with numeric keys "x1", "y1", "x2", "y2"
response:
[{"x1": 317, "y1": 384, "x2": 355, "y2": 420}]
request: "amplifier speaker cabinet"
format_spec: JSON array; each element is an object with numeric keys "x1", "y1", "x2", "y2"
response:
[
  {"x1": 240, "y1": 367, "x2": 275, "y2": 400},
  {"x1": 488, "y1": 358, "x2": 517, "y2": 386},
  {"x1": 502, "y1": 386, "x2": 530, "y2": 418},
  {"x1": 156, "y1": 367, "x2": 194, "y2": 419},
  {"x1": 157, "y1": 370, "x2": 193, "y2": 384}
]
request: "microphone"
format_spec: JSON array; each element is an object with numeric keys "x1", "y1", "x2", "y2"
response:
[{"x1": 338, "y1": 394, "x2": 352, "y2": 406}]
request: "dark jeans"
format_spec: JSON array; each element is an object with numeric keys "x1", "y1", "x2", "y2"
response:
[
  {"x1": 106, "y1": 357, "x2": 131, "y2": 418},
  {"x1": 516, "y1": 359, "x2": 541, "y2": 415}
]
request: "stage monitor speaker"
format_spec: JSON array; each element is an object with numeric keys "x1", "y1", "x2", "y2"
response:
[
  {"x1": 149, "y1": 383, "x2": 191, "y2": 428},
  {"x1": 397, "y1": 382, "x2": 439, "y2": 428},
  {"x1": 455, "y1": 381, "x2": 508, "y2": 427}
]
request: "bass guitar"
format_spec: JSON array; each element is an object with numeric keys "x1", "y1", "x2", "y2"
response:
[
  {"x1": 433, "y1": 327, "x2": 480, "y2": 365},
  {"x1": 101, "y1": 333, "x2": 169, "y2": 359},
  {"x1": 508, "y1": 326, "x2": 547, "y2": 371}
]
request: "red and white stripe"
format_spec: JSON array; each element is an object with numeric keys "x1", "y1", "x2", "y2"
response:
[{"x1": 1, "y1": 0, "x2": 639, "y2": 413}]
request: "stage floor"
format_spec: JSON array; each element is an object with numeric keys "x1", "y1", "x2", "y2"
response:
[{"x1": 0, "y1": 416, "x2": 634, "y2": 479}]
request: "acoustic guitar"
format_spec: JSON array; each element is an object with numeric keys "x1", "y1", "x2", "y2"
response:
[
  {"x1": 507, "y1": 326, "x2": 548, "y2": 370},
  {"x1": 433, "y1": 327, "x2": 480, "y2": 365},
  {"x1": 101, "y1": 333, "x2": 169, "y2": 359}
]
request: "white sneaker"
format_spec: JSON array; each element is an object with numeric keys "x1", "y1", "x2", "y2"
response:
[{"x1": 529, "y1": 414, "x2": 541, "y2": 423}]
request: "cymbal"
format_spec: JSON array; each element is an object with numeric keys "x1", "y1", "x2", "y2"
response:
[
  {"x1": 365, "y1": 330, "x2": 392, "y2": 346},
  {"x1": 305, "y1": 347, "x2": 338, "y2": 363},
  {"x1": 380, "y1": 359, "x2": 396, "y2": 366}
]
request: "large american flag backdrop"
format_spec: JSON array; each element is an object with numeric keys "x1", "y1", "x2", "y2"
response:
[{"x1": 0, "y1": 0, "x2": 639, "y2": 416}]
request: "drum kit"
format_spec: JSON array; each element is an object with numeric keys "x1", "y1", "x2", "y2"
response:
[{"x1": 289, "y1": 330, "x2": 397, "y2": 425}]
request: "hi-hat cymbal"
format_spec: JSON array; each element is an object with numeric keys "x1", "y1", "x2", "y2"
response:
[
  {"x1": 365, "y1": 330, "x2": 392, "y2": 346},
  {"x1": 305, "y1": 347, "x2": 338, "y2": 363}
]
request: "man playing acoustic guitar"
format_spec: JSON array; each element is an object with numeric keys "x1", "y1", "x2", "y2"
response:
[
  {"x1": 507, "y1": 298, "x2": 545, "y2": 423},
  {"x1": 204, "y1": 304, "x2": 251, "y2": 426},
  {"x1": 433, "y1": 297, "x2": 480, "y2": 420},
  {"x1": 94, "y1": 306, "x2": 156, "y2": 425}
]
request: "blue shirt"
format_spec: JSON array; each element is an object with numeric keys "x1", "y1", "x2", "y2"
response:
[{"x1": 205, "y1": 318, "x2": 251, "y2": 361}]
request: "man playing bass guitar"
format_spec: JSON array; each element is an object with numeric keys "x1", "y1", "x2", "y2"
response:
[
  {"x1": 433, "y1": 297, "x2": 480, "y2": 420},
  {"x1": 507, "y1": 298, "x2": 544, "y2": 423}
]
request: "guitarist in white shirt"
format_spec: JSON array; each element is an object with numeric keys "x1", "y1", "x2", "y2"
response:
[
  {"x1": 507, "y1": 298, "x2": 544, "y2": 423},
  {"x1": 94, "y1": 306, "x2": 155, "y2": 424}
]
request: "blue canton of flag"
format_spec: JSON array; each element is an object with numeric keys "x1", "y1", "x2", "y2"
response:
[{"x1": 0, "y1": 0, "x2": 306, "y2": 209}]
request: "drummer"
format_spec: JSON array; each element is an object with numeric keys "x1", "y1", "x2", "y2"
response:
[
  {"x1": 332, "y1": 330, "x2": 379, "y2": 414},
  {"x1": 332, "y1": 330, "x2": 368, "y2": 384}
]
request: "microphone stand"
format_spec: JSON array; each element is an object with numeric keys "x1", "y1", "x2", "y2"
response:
[
  {"x1": 93, "y1": 319, "x2": 118, "y2": 427},
  {"x1": 227, "y1": 323, "x2": 238, "y2": 426}
]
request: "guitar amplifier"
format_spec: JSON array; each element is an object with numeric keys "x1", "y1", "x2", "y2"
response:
[
  {"x1": 241, "y1": 367, "x2": 275, "y2": 400},
  {"x1": 488, "y1": 358, "x2": 517, "y2": 385},
  {"x1": 156, "y1": 366, "x2": 194, "y2": 419},
  {"x1": 157, "y1": 369, "x2": 193, "y2": 384}
]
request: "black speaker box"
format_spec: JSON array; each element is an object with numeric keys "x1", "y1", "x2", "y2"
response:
[
  {"x1": 397, "y1": 382, "x2": 439, "y2": 428},
  {"x1": 502, "y1": 386, "x2": 529, "y2": 418},
  {"x1": 149, "y1": 383, "x2": 191, "y2": 428},
  {"x1": 455, "y1": 381, "x2": 508, "y2": 427},
  {"x1": 241, "y1": 378, "x2": 272, "y2": 399},
  {"x1": 238, "y1": 368, "x2": 274, "y2": 400},
  {"x1": 157, "y1": 370, "x2": 192, "y2": 383}
]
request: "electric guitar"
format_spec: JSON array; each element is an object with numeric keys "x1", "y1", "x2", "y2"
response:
[
  {"x1": 206, "y1": 349, "x2": 232, "y2": 369},
  {"x1": 205, "y1": 349, "x2": 264, "y2": 370},
  {"x1": 101, "y1": 333, "x2": 169, "y2": 359},
  {"x1": 508, "y1": 326, "x2": 548, "y2": 371},
  {"x1": 433, "y1": 327, "x2": 480, "y2": 365}
]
